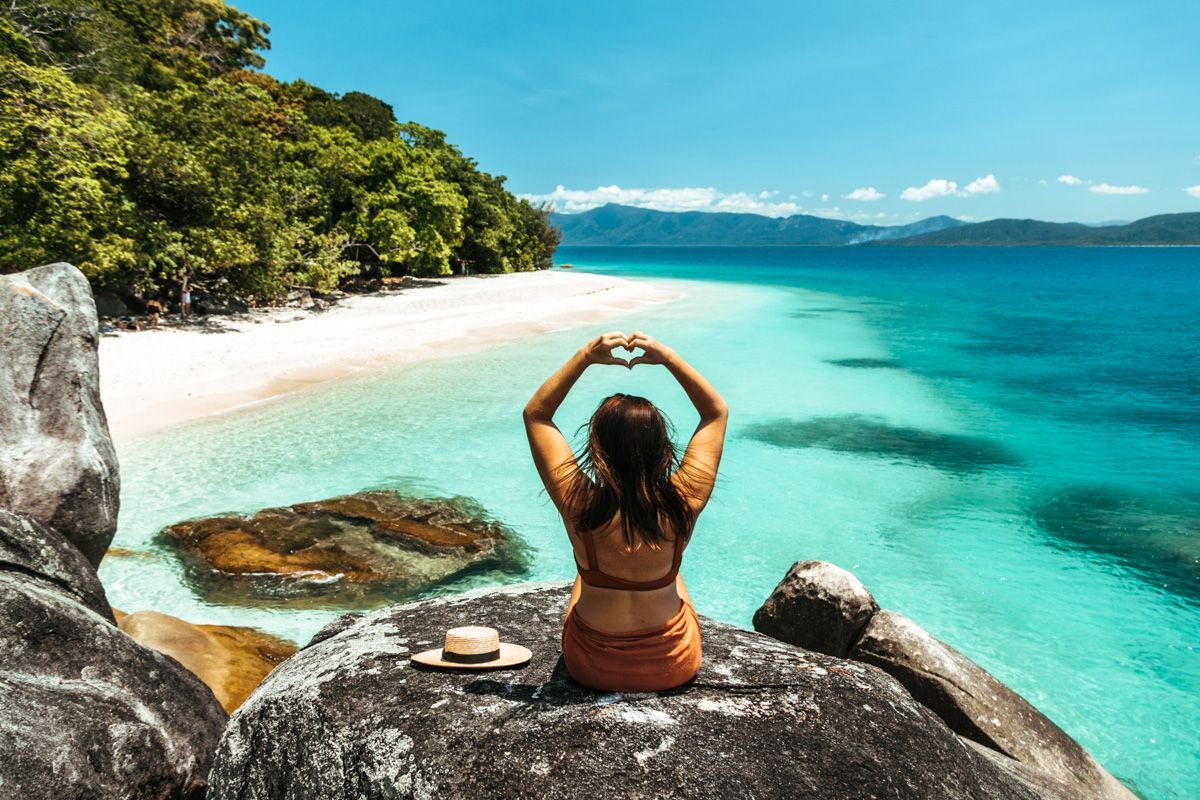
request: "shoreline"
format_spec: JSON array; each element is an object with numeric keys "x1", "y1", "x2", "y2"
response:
[{"x1": 98, "y1": 270, "x2": 679, "y2": 444}]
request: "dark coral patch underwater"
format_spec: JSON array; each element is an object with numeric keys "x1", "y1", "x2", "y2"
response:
[
  {"x1": 825, "y1": 358, "x2": 904, "y2": 369},
  {"x1": 742, "y1": 415, "x2": 1022, "y2": 474},
  {"x1": 1028, "y1": 485, "x2": 1200, "y2": 601}
]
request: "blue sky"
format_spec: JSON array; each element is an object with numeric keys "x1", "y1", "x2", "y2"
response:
[{"x1": 240, "y1": 0, "x2": 1200, "y2": 224}]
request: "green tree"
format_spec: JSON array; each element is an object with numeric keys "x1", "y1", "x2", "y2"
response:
[
  {"x1": 0, "y1": 0, "x2": 559, "y2": 301},
  {"x1": 0, "y1": 46, "x2": 135, "y2": 281}
]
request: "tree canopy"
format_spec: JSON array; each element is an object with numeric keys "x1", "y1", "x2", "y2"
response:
[{"x1": 0, "y1": 0, "x2": 559, "y2": 302}]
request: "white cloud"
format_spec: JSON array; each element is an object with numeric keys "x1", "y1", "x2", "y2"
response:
[
  {"x1": 900, "y1": 179, "x2": 963, "y2": 201},
  {"x1": 821, "y1": 193, "x2": 830, "y2": 202},
  {"x1": 965, "y1": 174, "x2": 1001, "y2": 194},
  {"x1": 1038, "y1": 179, "x2": 1048, "y2": 186},
  {"x1": 1089, "y1": 183, "x2": 1149, "y2": 195},
  {"x1": 525, "y1": 185, "x2": 922, "y2": 223},
  {"x1": 522, "y1": 184, "x2": 807, "y2": 217},
  {"x1": 844, "y1": 186, "x2": 884, "y2": 201},
  {"x1": 1057, "y1": 175, "x2": 1083, "y2": 185},
  {"x1": 1185, "y1": 185, "x2": 1200, "y2": 198}
]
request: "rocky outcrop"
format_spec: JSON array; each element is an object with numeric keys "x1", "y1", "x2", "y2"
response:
[
  {"x1": 752, "y1": 559, "x2": 877, "y2": 657},
  {"x1": 158, "y1": 490, "x2": 528, "y2": 609},
  {"x1": 0, "y1": 512, "x2": 227, "y2": 799},
  {"x1": 754, "y1": 561, "x2": 1135, "y2": 800},
  {"x1": 209, "y1": 583, "x2": 1037, "y2": 800},
  {"x1": 850, "y1": 611, "x2": 1135, "y2": 800},
  {"x1": 0, "y1": 509, "x2": 112, "y2": 620},
  {"x1": 115, "y1": 609, "x2": 298, "y2": 714},
  {"x1": 0, "y1": 262, "x2": 119, "y2": 566}
]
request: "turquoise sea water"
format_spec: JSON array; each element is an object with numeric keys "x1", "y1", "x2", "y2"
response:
[{"x1": 100, "y1": 246, "x2": 1198, "y2": 798}]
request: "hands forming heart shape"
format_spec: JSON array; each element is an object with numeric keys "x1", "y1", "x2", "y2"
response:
[{"x1": 585, "y1": 330, "x2": 671, "y2": 369}]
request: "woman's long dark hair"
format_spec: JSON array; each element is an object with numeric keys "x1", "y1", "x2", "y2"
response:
[{"x1": 561, "y1": 393, "x2": 694, "y2": 549}]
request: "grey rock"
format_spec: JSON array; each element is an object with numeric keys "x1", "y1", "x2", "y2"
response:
[
  {"x1": 850, "y1": 610, "x2": 1135, "y2": 800},
  {"x1": 0, "y1": 262, "x2": 120, "y2": 566},
  {"x1": 0, "y1": 518, "x2": 228, "y2": 799},
  {"x1": 210, "y1": 583, "x2": 1037, "y2": 800},
  {"x1": 193, "y1": 291, "x2": 249, "y2": 315},
  {"x1": 92, "y1": 290, "x2": 130, "y2": 317},
  {"x1": 0, "y1": 509, "x2": 112, "y2": 620},
  {"x1": 285, "y1": 288, "x2": 314, "y2": 309},
  {"x1": 752, "y1": 559, "x2": 878, "y2": 657}
]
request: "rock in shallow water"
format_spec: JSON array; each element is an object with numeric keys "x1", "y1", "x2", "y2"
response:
[
  {"x1": 850, "y1": 610, "x2": 1136, "y2": 800},
  {"x1": 0, "y1": 262, "x2": 120, "y2": 566},
  {"x1": 115, "y1": 609, "x2": 298, "y2": 714},
  {"x1": 158, "y1": 490, "x2": 529, "y2": 609},
  {"x1": 752, "y1": 559, "x2": 1136, "y2": 800},
  {"x1": 209, "y1": 583, "x2": 1037, "y2": 800},
  {"x1": 753, "y1": 559, "x2": 877, "y2": 657},
  {"x1": 0, "y1": 512, "x2": 227, "y2": 799}
]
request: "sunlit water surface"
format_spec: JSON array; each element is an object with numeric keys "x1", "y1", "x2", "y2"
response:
[{"x1": 102, "y1": 247, "x2": 1199, "y2": 799}]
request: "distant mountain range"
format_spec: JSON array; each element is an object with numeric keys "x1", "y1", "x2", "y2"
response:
[{"x1": 552, "y1": 204, "x2": 1200, "y2": 247}]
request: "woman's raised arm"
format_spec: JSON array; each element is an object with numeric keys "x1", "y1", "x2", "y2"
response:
[
  {"x1": 524, "y1": 332, "x2": 631, "y2": 513},
  {"x1": 628, "y1": 331, "x2": 728, "y2": 512}
]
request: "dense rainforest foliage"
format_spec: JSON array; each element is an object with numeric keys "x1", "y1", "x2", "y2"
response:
[{"x1": 0, "y1": 0, "x2": 559, "y2": 304}]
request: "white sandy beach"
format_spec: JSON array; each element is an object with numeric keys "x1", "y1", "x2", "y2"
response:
[{"x1": 99, "y1": 270, "x2": 678, "y2": 443}]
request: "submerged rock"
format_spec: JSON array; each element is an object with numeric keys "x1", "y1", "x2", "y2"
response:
[
  {"x1": 209, "y1": 583, "x2": 1036, "y2": 800},
  {"x1": 158, "y1": 490, "x2": 528, "y2": 609},
  {"x1": 0, "y1": 512, "x2": 227, "y2": 799},
  {"x1": 0, "y1": 262, "x2": 120, "y2": 566},
  {"x1": 115, "y1": 609, "x2": 299, "y2": 714},
  {"x1": 743, "y1": 414, "x2": 1021, "y2": 474},
  {"x1": 824, "y1": 357, "x2": 904, "y2": 369},
  {"x1": 1029, "y1": 483, "x2": 1200, "y2": 600},
  {"x1": 850, "y1": 611, "x2": 1135, "y2": 800},
  {"x1": 752, "y1": 559, "x2": 877, "y2": 657}
]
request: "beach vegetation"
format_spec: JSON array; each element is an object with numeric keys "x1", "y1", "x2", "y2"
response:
[{"x1": 0, "y1": 0, "x2": 560, "y2": 303}]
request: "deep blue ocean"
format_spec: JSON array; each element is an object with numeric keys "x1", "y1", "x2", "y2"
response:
[{"x1": 104, "y1": 246, "x2": 1199, "y2": 798}]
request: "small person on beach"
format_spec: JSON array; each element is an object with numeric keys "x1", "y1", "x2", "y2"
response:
[
  {"x1": 180, "y1": 274, "x2": 192, "y2": 319},
  {"x1": 524, "y1": 330, "x2": 727, "y2": 692},
  {"x1": 145, "y1": 298, "x2": 162, "y2": 328}
]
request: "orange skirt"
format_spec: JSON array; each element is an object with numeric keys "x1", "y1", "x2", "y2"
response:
[{"x1": 561, "y1": 600, "x2": 702, "y2": 692}]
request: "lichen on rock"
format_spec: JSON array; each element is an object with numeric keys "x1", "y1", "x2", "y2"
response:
[
  {"x1": 0, "y1": 513, "x2": 227, "y2": 800},
  {"x1": 0, "y1": 262, "x2": 120, "y2": 566},
  {"x1": 209, "y1": 583, "x2": 1038, "y2": 800}
]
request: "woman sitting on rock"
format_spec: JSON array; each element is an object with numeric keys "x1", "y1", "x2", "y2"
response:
[{"x1": 524, "y1": 331, "x2": 727, "y2": 692}]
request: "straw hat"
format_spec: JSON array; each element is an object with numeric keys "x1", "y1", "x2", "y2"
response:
[{"x1": 410, "y1": 626, "x2": 532, "y2": 670}]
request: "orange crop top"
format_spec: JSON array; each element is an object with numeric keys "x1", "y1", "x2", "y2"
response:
[{"x1": 574, "y1": 531, "x2": 686, "y2": 591}]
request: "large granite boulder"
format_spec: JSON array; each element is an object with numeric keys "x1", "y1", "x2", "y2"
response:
[
  {"x1": 115, "y1": 609, "x2": 299, "y2": 714},
  {"x1": 0, "y1": 262, "x2": 119, "y2": 566},
  {"x1": 209, "y1": 583, "x2": 1037, "y2": 800},
  {"x1": 752, "y1": 559, "x2": 878, "y2": 657},
  {"x1": 0, "y1": 511, "x2": 228, "y2": 799},
  {"x1": 157, "y1": 490, "x2": 528, "y2": 609},
  {"x1": 0, "y1": 509, "x2": 112, "y2": 620},
  {"x1": 850, "y1": 611, "x2": 1135, "y2": 800},
  {"x1": 753, "y1": 561, "x2": 1135, "y2": 800}
]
